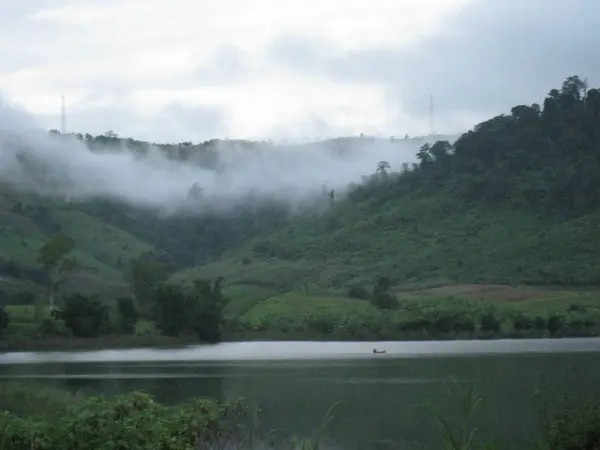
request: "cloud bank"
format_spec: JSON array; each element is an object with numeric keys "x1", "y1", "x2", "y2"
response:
[{"x1": 0, "y1": 97, "x2": 456, "y2": 216}]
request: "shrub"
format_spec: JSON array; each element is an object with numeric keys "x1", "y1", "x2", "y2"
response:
[
  {"x1": 545, "y1": 403, "x2": 600, "y2": 450},
  {"x1": 347, "y1": 286, "x2": 370, "y2": 300},
  {"x1": 54, "y1": 293, "x2": 110, "y2": 338},
  {"x1": 38, "y1": 318, "x2": 70, "y2": 337},
  {"x1": 116, "y1": 297, "x2": 138, "y2": 334},
  {"x1": 372, "y1": 292, "x2": 399, "y2": 310},
  {"x1": 480, "y1": 310, "x2": 501, "y2": 333},
  {"x1": 0, "y1": 307, "x2": 8, "y2": 337},
  {"x1": 547, "y1": 314, "x2": 566, "y2": 336}
]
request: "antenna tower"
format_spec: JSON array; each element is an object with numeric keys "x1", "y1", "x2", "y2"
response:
[{"x1": 61, "y1": 94, "x2": 66, "y2": 134}]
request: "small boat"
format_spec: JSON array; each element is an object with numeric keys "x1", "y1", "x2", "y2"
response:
[{"x1": 373, "y1": 348, "x2": 386, "y2": 354}]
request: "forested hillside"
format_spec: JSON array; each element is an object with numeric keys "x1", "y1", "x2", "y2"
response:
[
  {"x1": 1, "y1": 75, "x2": 599, "y2": 307},
  {"x1": 184, "y1": 75, "x2": 600, "y2": 293}
]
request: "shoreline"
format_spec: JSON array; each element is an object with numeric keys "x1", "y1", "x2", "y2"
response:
[{"x1": 2, "y1": 328, "x2": 600, "y2": 353}]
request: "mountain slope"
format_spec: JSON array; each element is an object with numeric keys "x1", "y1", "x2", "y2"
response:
[
  {"x1": 178, "y1": 190, "x2": 600, "y2": 292},
  {"x1": 178, "y1": 76, "x2": 600, "y2": 296},
  {"x1": 0, "y1": 189, "x2": 153, "y2": 301}
]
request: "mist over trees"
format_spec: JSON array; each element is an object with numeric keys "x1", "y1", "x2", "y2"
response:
[
  {"x1": 1, "y1": 75, "x2": 598, "y2": 286},
  {"x1": 32, "y1": 75, "x2": 600, "y2": 275}
]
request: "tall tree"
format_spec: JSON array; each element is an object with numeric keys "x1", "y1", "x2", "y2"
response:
[
  {"x1": 38, "y1": 233, "x2": 79, "y2": 310},
  {"x1": 127, "y1": 253, "x2": 168, "y2": 315}
]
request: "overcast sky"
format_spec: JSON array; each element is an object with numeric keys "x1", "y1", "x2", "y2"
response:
[{"x1": 1, "y1": 0, "x2": 598, "y2": 143}]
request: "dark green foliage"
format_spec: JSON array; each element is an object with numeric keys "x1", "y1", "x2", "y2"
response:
[
  {"x1": 0, "y1": 306, "x2": 8, "y2": 336},
  {"x1": 372, "y1": 292, "x2": 399, "y2": 310},
  {"x1": 480, "y1": 309, "x2": 501, "y2": 333},
  {"x1": 547, "y1": 314, "x2": 566, "y2": 335},
  {"x1": 0, "y1": 392, "x2": 260, "y2": 450},
  {"x1": 544, "y1": 403, "x2": 600, "y2": 450},
  {"x1": 153, "y1": 278, "x2": 226, "y2": 342},
  {"x1": 188, "y1": 278, "x2": 227, "y2": 343},
  {"x1": 347, "y1": 286, "x2": 370, "y2": 300},
  {"x1": 38, "y1": 318, "x2": 70, "y2": 337},
  {"x1": 115, "y1": 297, "x2": 138, "y2": 334},
  {"x1": 54, "y1": 293, "x2": 110, "y2": 338},
  {"x1": 152, "y1": 283, "x2": 189, "y2": 337},
  {"x1": 371, "y1": 276, "x2": 398, "y2": 310},
  {"x1": 127, "y1": 253, "x2": 168, "y2": 315}
]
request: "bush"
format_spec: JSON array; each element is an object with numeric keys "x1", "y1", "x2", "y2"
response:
[
  {"x1": 545, "y1": 403, "x2": 600, "y2": 450},
  {"x1": 0, "y1": 392, "x2": 261, "y2": 450},
  {"x1": 347, "y1": 286, "x2": 370, "y2": 300},
  {"x1": 116, "y1": 297, "x2": 138, "y2": 334},
  {"x1": 0, "y1": 307, "x2": 8, "y2": 337},
  {"x1": 38, "y1": 318, "x2": 70, "y2": 337},
  {"x1": 54, "y1": 293, "x2": 110, "y2": 338},
  {"x1": 548, "y1": 314, "x2": 566, "y2": 335},
  {"x1": 372, "y1": 292, "x2": 399, "y2": 310},
  {"x1": 480, "y1": 310, "x2": 501, "y2": 333},
  {"x1": 513, "y1": 314, "x2": 536, "y2": 331}
]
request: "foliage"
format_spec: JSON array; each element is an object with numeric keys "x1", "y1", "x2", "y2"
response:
[
  {"x1": 347, "y1": 285, "x2": 370, "y2": 300},
  {"x1": 38, "y1": 317, "x2": 70, "y2": 337},
  {"x1": 37, "y1": 233, "x2": 79, "y2": 308},
  {"x1": 230, "y1": 293, "x2": 600, "y2": 340},
  {"x1": 371, "y1": 276, "x2": 399, "y2": 310},
  {"x1": 127, "y1": 253, "x2": 168, "y2": 314},
  {"x1": 152, "y1": 282, "x2": 190, "y2": 337},
  {"x1": 153, "y1": 278, "x2": 226, "y2": 342},
  {"x1": 0, "y1": 306, "x2": 8, "y2": 336},
  {"x1": 430, "y1": 376, "x2": 483, "y2": 450},
  {"x1": 0, "y1": 391, "x2": 325, "y2": 450},
  {"x1": 115, "y1": 297, "x2": 138, "y2": 334},
  {"x1": 53, "y1": 292, "x2": 110, "y2": 338}
]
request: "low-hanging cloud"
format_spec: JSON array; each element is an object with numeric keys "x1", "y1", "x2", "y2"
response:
[{"x1": 0, "y1": 96, "x2": 458, "y2": 216}]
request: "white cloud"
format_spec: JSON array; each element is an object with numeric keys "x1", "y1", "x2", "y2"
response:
[{"x1": 0, "y1": 0, "x2": 469, "y2": 142}]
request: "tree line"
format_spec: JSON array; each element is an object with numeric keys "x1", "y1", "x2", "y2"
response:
[
  {"x1": 354, "y1": 75, "x2": 600, "y2": 219},
  {"x1": 0, "y1": 233, "x2": 227, "y2": 343}
]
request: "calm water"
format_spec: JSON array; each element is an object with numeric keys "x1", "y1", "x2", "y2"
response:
[{"x1": 2, "y1": 338, "x2": 600, "y2": 449}]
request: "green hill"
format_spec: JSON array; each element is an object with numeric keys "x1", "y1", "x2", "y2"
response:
[
  {"x1": 176, "y1": 75, "x2": 600, "y2": 314},
  {"x1": 0, "y1": 188, "x2": 152, "y2": 303},
  {"x1": 2, "y1": 75, "x2": 600, "y2": 343}
]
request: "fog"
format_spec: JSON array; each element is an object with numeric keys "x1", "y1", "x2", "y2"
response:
[{"x1": 0, "y1": 98, "x2": 459, "y2": 216}]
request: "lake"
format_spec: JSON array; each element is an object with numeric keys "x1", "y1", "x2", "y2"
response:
[{"x1": 2, "y1": 338, "x2": 600, "y2": 449}]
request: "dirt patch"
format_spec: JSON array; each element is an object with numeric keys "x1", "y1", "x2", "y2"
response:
[{"x1": 397, "y1": 284, "x2": 548, "y2": 302}]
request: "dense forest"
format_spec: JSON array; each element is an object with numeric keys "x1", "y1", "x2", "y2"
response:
[{"x1": 1, "y1": 74, "x2": 599, "y2": 300}]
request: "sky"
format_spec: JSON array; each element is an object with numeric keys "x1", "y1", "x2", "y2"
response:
[{"x1": 1, "y1": 0, "x2": 599, "y2": 143}]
